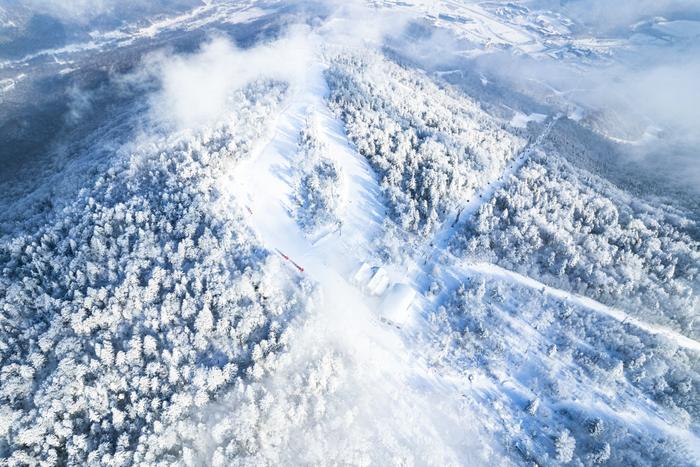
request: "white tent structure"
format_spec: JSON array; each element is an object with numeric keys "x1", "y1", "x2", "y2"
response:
[
  {"x1": 379, "y1": 283, "x2": 416, "y2": 326},
  {"x1": 366, "y1": 267, "x2": 390, "y2": 296},
  {"x1": 353, "y1": 262, "x2": 390, "y2": 296}
]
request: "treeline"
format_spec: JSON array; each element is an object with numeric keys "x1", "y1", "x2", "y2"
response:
[{"x1": 325, "y1": 51, "x2": 524, "y2": 234}]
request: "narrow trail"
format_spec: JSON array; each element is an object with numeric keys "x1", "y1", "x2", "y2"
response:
[
  {"x1": 431, "y1": 113, "x2": 560, "y2": 252},
  {"x1": 464, "y1": 262, "x2": 700, "y2": 353}
]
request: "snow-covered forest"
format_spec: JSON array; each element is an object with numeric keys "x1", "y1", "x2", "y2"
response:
[
  {"x1": 326, "y1": 51, "x2": 525, "y2": 234},
  {"x1": 1, "y1": 0, "x2": 699, "y2": 465},
  {"x1": 427, "y1": 274, "x2": 699, "y2": 465},
  {"x1": 0, "y1": 81, "x2": 305, "y2": 465},
  {"x1": 454, "y1": 152, "x2": 700, "y2": 339}
]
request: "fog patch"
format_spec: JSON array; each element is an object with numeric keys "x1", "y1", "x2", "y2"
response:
[
  {"x1": 142, "y1": 27, "x2": 314, "y2": 131},
  {"x1": 136, "y1": 1, "x2": 417, "y2": 132},
  {"x1": 315, "y1": 0, "x2": 416, "y2": 48}
]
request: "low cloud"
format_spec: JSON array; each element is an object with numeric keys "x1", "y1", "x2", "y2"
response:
[
  {"x1": 143, "y1": 27, "x2": 314, "y2": 130},
  {"x1": 315, "y1": 0, "x2": 416, "y2": 48},
  {"x1": 138, "y1": 1, "x2": 416, "y2": 131},
  {"x1": 481, "y1": 50, "x2": 700, "y2": 190}
]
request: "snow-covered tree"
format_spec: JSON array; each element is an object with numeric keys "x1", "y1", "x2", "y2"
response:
[
  {"x1": 291, "y1": 118, "x2": 343, "y2": 235},
  {"x1": 555, "y1": 429, "x2": 576, "y2": 464}
]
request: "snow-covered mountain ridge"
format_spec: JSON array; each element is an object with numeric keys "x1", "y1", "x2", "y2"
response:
[{"x1": 1, "y1": 1, "x2": 699, "y2": 465}]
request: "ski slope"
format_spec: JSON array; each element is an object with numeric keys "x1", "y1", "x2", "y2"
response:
[
  {"x1": 226, "y1": 43, "x2": 700, "y2": 462},
  {"x1": 227, "y1": 50, "x2": 494, "y2": 464}
]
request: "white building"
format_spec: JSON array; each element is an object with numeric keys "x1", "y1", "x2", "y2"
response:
[{"x1": 379, "y1": 283, "x2": 416, "y2": 327}]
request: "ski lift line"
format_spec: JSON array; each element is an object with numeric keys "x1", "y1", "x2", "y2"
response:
[
  {"x1": 375, "y1": 114, "x2": 561, "y2": 256},
  {"x1": 275, "y1": 248, "x2": 289, "y2": 260},
  {"x1": 290, "y1": 260, "x2": 305, "y2": 273},
  {"x1": 274, "y1": 248, "x2": 305, "y2": 273}
]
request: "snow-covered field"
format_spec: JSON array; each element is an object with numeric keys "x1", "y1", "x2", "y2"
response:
[{"x1": 1, "y1": 1, "x2": 699, "y2": 466}]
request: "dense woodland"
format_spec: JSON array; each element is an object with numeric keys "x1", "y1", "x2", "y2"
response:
[
  {"x1": 454, "y1": 152, "x2": 700, "y2": 339},
  {"x1": 0, "y1": 81, "x2": 307, "y2": 465},
  {"x1": 325, "y1": 51, "x2": 524, "y2": 234}
]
